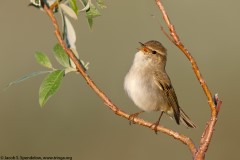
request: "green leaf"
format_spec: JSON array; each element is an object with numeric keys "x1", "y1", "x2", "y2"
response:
[
  {"x1": 86, "y1": 4, "x2": 101, "y2": 28},
  {"x1": 35, "y1": 52, "x2": 53, "y2": 69},
  {"x1": 96, "y1": 0, "x2": 107, "y2": 9},
  {"x1": 81, "y1": 0, "x2": 101, "y2": 28},
  {"x1": 53, "y1": 44, "x2": 70, "y2": 67},
  {"x1": 5, "y1": 71, "x2": 50, "y2": 90},
  {"x1": 69, "y1": 0, "x2": 78, "y2": 14},
  {"x1": 39, "y1": 70, "x2": 65, "y2": 107},
  {"x1": 87, "y1": 4, "x2": 101, "y2": 18},
  {"x1": 81, "y1": 0, "x2": 88, "y2": 6},
  {"x1": 87, "y1": 17, "x2": 93, "y2": 28}
]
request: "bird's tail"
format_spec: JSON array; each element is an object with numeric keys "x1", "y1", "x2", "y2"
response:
[{"x1": 180, "y1": 108, "x2": 196, "y2": 128}]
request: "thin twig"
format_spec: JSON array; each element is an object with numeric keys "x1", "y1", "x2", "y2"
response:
[
  {"x1": 156, "y1": 0, "x2": 216, "y2": 113},
  {"x1": 155, "y1": 0, "x2": 222, "y2": 159},
  {"x1": 42, "y1": 2, "x2": 197, "y2": 155},
  {"x1": 160, "y1": 25, "x2": 174, "y2": 43}
]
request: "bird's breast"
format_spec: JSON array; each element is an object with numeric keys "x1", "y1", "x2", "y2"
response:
[{"x1": 124, "y1": 66, "x2": 166, "y2": 112}]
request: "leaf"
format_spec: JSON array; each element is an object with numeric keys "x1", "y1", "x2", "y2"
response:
[
  {"x1": 69, "y1": 47, "x2": 80, "y2": 68},
  {"x1": 87, "y1": 4, "x2": 101, "y2": 28},
  {"x1": 64, "y1": 16, "x2": 77, "y2": 50},
  {"x1": 5, "y1": 71, "x2": 50, "y2": 90},
  {"x1": 35, "y1": 52, "x2": 53, "y2": 69},
  {"x1": 68, "y1": 0, "x2": 78, "y2": 14},
  {"x1": 47, "y1": 0, "x2": 58, "y2": 6},
  {"x1": 30, "y1": 0, "x2": 41, "y2": 7},
  {"x1": 53, "y1": 44, "x2": 70, "y2": 68},
  {"x1": 70, "y1": 47, "x2": 79, "y2": 59},
  {"x1": 87, "y1": 17, "x2": 93, "y2": 29},
  {"x1": 79, "y1": 0, "x2": 90, "y2": 12},
  {"x1": 81, "y1": 0, "x2": 101, "y2": 28},
  {"x1": 80, "y1": 59, "x2": 90, "y2": 70},
  {"x1": 65, "y1": 67, "x2": 77, "y2": 74},
  {"x1": 60, "y1": 3, "x2": 78, "y2": 20},
  {"x1": 39, "y1": 70, "x2": 65, "y2": 107},
  {"x1": 96, "y1": 0, "x2": 107, "y2": 9},
  {"x1": 87, "y1": 4, "x2": 101, "y2": 18},
  {"x1": 81, "y1": 0, "x2": 88, "y2": 6}
]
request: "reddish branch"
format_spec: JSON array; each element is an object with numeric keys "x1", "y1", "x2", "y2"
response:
[
  {"x1": 155, "y1": 0, "x2": 222, "y2": 160},
  {"x1": 41, "y1": 0, "x2": 222, "y2": 159},
  {"x1": 42, "y1": 2, "x2": 198, "y2": 156}
]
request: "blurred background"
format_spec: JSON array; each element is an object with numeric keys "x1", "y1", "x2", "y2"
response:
[{"x1": 0, "y1": 0, "x2": 239, "y2": 159}]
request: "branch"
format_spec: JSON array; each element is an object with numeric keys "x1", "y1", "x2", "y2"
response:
[
  {"x1": 155, "y1": 0, "x2": 222, "y2": 159},
  {"x1": 42, "y1": 3, "x2": 197, "y2": 156}
]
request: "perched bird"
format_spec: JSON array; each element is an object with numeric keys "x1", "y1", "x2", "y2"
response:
[{"x1": 124, "y1": 40, "x2": 196, "y2": 131}]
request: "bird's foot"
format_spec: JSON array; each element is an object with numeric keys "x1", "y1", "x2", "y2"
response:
[
  {"x1": 128, "y1": 111, "x2": 144, "y2": 125},
  {"x1": 150, "y1": 121, "x2": 160, "y2": 134},
  {"x1": 150, "y1": 111, "x2": 164, "y2": 134}
]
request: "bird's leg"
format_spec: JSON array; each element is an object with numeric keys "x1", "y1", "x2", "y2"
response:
[
  {"x1": 151, "y1": 111, "x2": 164, "y2": 134},
  {"x1": 129, "y1": 111, "x2": 145, "y2": 125}
]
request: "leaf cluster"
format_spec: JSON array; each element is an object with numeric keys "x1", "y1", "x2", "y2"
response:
[{"x1": 7, "y1": 0, "x2": 104, "y2": 107}]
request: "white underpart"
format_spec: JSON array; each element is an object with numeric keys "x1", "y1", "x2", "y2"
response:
[{"x1": 124, "y1": 51, "x2": 166, "y2": 112}]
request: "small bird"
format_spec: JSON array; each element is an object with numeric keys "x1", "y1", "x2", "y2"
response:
[{"x1": 124, "y1": 40, "x2": 196, "y2": 130}]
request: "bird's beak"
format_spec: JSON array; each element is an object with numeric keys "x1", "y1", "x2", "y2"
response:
[
  {"x1": 139, "y1": 42, "x2": 145, "y2": 47},
  {"x1": 138, "y1": 42, "x2": 149, "y2": 53}
]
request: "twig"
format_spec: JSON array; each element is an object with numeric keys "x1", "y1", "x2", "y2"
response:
[
  {"x1": 42, "y1": 2, "x2": 197, "y2": 156},
  {"x1": 155, "y1": 0, "x2": 222, "y2": 159},
  {"x1": 160, "y1": 25, "x2": 174, "y2": 43}
]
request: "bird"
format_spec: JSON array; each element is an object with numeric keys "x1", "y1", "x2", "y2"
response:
[{"x1": 124, "y1": 40, "x2": 196, "y2": 132}]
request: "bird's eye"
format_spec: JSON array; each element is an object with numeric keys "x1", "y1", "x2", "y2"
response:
[{"x1": 152, "y1": 50, "x2": 157, "y2": 54}]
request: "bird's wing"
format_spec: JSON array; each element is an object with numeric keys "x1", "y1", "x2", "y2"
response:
[{"x1": 153, "y1": 72, "x2": 180, "y2": 124}]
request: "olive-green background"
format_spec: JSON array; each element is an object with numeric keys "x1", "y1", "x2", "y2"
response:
[{"x1": 0, "y1": 0, "x2": 239, "y2": 159}]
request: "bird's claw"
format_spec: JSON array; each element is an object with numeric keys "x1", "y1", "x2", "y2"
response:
[
  {"x1": 128, "y1": 111, "x2": 144, "y2": 125},
  {"x1": 150, "y1": 121, "x2": 160, "y2": 134}
]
